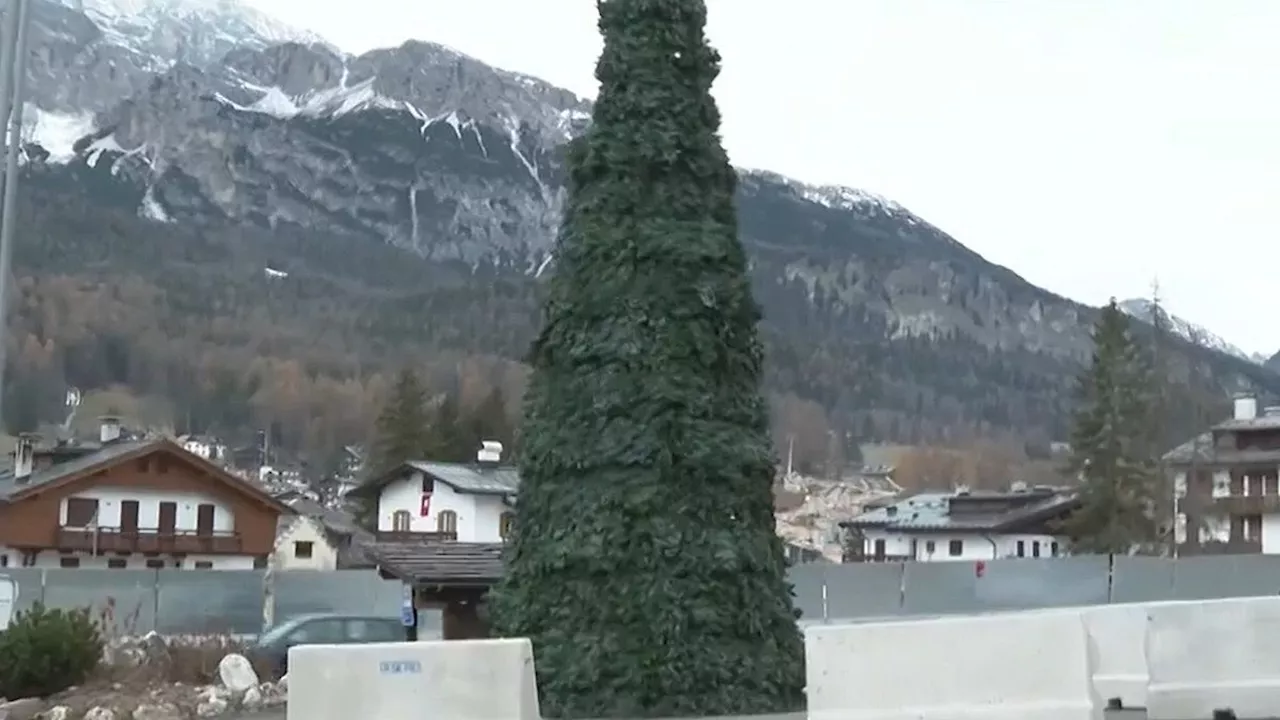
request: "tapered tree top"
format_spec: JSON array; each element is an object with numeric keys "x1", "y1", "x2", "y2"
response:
[{"x1": 489, "y1": 0, "x2": 805, "y2": 717}]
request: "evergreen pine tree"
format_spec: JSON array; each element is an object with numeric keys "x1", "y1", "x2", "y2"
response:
[
  {"x1": 463, "y1": 387, "x2": 514, "y2": 455},
  {"x1": 359, "y1": 367, "x2": 432, "y2": 527},
  {"x1": 427, "y1": 393, "x2": 468, "y2": 463},
  {"x1": 1059, "y1": 299, "x2": 1164, "y2": 554},
  {"x1": 488, "y1": 0, "x2": 805, "y2": 716}
]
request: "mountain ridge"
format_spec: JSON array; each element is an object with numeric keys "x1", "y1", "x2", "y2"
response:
[
  {"x1": 4, "y1": 0, "x2": 1278, "y2": 451},
  {"x1": 1117, "y1": 298, "x2": 1269, "y2": 366}
]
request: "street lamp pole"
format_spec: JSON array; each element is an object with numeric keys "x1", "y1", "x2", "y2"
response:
[{"x1": 0, "y1": 0, "x2": 32, "y2": 431}]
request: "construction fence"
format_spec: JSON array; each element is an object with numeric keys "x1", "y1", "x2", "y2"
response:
[
  {"x1": 3, "y1": 555, "x2": 1280, "y2": 635},
  {"x1": 790, "y1": 554, "x2": 1280, "y2": 622},
  {"x1": 0, "y1": 568, "x2": 404, "y2": 636}
]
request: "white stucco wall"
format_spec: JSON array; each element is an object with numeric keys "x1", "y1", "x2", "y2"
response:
[
  {"x1": 861, "y1": 529, "x2": 1066, "y2": 562},
  {"x1": 58, "y1": 487, "x2": 236, "y2": 533},
  {"x1": 0, "y1": 487, "x2": 258, "y2": 570},
  {"x1": 377, "y1": 471, "x2": 512, "y2": 542},
  {"x1": 274, "y1": 517, "x2": 339, "y2": 570}
]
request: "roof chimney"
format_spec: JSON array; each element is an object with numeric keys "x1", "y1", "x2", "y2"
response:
[
  {"x1": 477, "y1": 440, "x2": 503, "y2": 466},
  {"x1": 13, "y1": 433, "x2": 35, "y2": 482},
  {"x1": 1234, "y1": 394, "x2": 1258, "y2": 421},
  {"x1": 99, "y1": 415, "x2": 121, "y2": 444}
]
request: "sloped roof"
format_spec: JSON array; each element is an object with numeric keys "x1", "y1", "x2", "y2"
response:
[
  {"x1": 0, "y1": 437, "x2": 291, "y2": 513},
  {"x1": 0, "y1": 439, "x2": 152, "y2": 500},
  {"x1": 349, "y1": 460, "x2": 519, "y2": 498},
  {"x1": 843, "y1": 488, "x2": 1077, "y2": 533},
  {"x1": 365, "y1": 541, "x2": 504, "y2": 586},
  {"x1": 407, "y1": 461, "x2": 518, "y2": 494}
]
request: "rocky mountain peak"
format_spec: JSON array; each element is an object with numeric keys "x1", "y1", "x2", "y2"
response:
[
  {"x1": 54, "y1": 0, "x2": 327, "y2": 68},
  {"x1": 1117, "y1": 297, "x2": 1265, "y2": 365}
]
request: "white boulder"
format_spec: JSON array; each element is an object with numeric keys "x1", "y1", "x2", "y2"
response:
[{"x1": 216, "y1": 653, "x2": 260, "y2": 693}]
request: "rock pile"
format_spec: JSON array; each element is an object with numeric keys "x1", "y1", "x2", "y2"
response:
[{"x1": 0, "y1": 650, "x2": 286, "y2": 720}]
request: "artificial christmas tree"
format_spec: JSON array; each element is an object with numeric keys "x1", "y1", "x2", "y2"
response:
[{"x1": 487, "y1": 0, "x2": 805, "y2": 717}]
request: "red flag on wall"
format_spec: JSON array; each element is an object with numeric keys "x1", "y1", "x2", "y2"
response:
[{"x1": 420, "y1": 493, "x2": 432, "y2": 517}]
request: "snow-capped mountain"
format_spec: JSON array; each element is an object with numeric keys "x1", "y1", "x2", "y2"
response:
[
  {"x1": 11, "y1": 0, "x2": 1280, "y2": 442},
  {"x1": 1117, "y1": 298, "x2": 1267, "y2": 365},
  {"x1": 54, "y1": 0, "x2": 327, "y2": 69}
]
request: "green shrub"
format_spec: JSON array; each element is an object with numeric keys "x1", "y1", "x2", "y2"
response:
[{"x1": 0, "y1": 603, "x2": 103, "y2": 698}]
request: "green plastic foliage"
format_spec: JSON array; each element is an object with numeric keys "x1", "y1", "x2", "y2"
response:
[
  {"x1": 0, "y1": 602, "x2": 104, "y2": 698},
  {"x1": 487, "y1": 0, "x2": 805, "y2": 717}
]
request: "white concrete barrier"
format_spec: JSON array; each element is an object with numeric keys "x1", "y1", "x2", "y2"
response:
[
  {"x1": 1078, "y1": 604, "x2": 1148, "y2": 709},
  {"x1": 286, "y1": 638, "x2": 540, "y2": 720},
  {"x1": 1146, "y1": 596, "x2": 1280, "y2": 720},
  {"x1": 805, "y1": 611, "x2": 1101, "y2": 720}
]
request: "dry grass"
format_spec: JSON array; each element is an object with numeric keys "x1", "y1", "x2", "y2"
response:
[{"x1": 89, "y1": 599, "x2": 280, "y2": 687}]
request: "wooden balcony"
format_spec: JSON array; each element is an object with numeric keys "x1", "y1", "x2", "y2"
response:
[
  {"x1": 1176, "y1": 539, "x2": 1263, "y2": 556},
  {"x1": 1209, "y1": 495, "x2": 1280, "y2": 515},
  {"x1": 56, "y1": 527, "x2": 243, "y2": 554},
  {"x1": 374, "y1": 530, "x2": 457, "y2": 543}
]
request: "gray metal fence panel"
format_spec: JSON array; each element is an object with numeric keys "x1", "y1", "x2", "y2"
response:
[
  {"x1": 155, "y1": 569, "x2": 264, "y2": 635},
  {"x1": 973, "y1": 556, "x2": 1110, "y2": 611},
  {"x1": 273, "y1": 570, "x2": 402, "y2": 621},
  {"x1": 11, "y1": 555, "x2": 1280, "y2": 635},
  {"x1": 40, "y1": 569, "x2": 159, "y2": 635},
  {"x1": 786, "y1": 564, "x2": 827, "y2": 620},
  {"x1": 1110, "y1": 556, "x2": 1175, "y2": 603},
  {"x1": 901, "y1": 561, "x2": 981, "y2": 615},
  {"x1": 1170, "y1": 554, "x2": 1280, "y2": 600},
  {"x1": 824, "y1": 563, "x2": 904, "y2": 620},
  {"x1": 3, "y1": 568, "x2": 48, "y2": 618}
]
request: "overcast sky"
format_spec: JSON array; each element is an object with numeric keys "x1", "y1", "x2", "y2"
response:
[{"x1": 250, "y1": 0, "x2": 1280, "y2": 356}]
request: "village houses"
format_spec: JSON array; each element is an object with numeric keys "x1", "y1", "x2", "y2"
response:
[{"x1": 0, "y1": 417, "x2": 291, "y2": 570}]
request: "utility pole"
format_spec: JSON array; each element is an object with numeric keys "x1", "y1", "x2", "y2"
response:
[
  {"x1": 1148, "y1": 278, "x2": 1176, "y2": 557},
  {"x1": 0, "y1": 0, "x2": 31, "y2": 433}
]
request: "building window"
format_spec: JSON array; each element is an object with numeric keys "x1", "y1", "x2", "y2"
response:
[
  {"x1": 135, "y1": 457, "x2": 149, "y2": 472},
  {"x1": 437, "y1": 510, "x2": 458, "y2": 535},
  {"x1": 1032, "y1": 541, "x2": 1041, "y2": 558},
  {"x1": 156, "y1": 455, "x2": 169, "y2": 473},
  {"x1": 65, "y1": 497, "x2": 99, "y2": 527},
  {"x1": 145, "y1": 559, "x2": 165, "y2": 569},
  {"x1": 948, "y1": 539, "x2": 963, "y2": 557},
  {"x1": 107, "y1": 558, "x2": 126, "y2": 569},
  {"x1": 195, "y1": 561, "x2": 213, "y2": 569},
  {"x1": 1051, "y1": 542, "x2": 1060, "y2": 557},
  {"x1": 392, "y1": 510, "x2": 412, "y2": 532},
  {"x1": 872, "y1": 538, "x2": 886, "y2": 559},
  {"x1": 1245, "y1": 514, "x2": 1263, "y2": 542},
  {"x1": 1016, "y1": 540, "x2": 1025, "y2": 557},
  {"x1": 925, "y1": 540, "x2": 936, "y2": 555},
  {"x1": 0, "y1": 555, "x2": 7, "y2": 568},
  {"x1": 59, "y1": 557, "x2": 80, "y2": 568},
  {"x1": 294, "y1": 541, "x2": 314, "y2": 559},
  {"x1": 421, "y1": 475, "x2": 434, "y2": 493},
  {"x1": 499, "y1": 512, "x2": 515, "y2": 540}
]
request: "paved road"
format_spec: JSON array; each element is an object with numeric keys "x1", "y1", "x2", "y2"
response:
[{"x1": 231, "y1": 709, "x2": 1148, "y2": 720}]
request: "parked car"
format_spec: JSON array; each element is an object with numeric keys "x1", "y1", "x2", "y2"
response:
[{"x1": 249, "y1": 613, "x2": 404, "y2": 675}]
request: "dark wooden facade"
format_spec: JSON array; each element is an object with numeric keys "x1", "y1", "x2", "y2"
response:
[
  {"x1": 1172, "y1": 418, "x2": 1280, "y2": 555},
  {"x1": 0, "y1": 440, "x2": 287, "y2": 559}
]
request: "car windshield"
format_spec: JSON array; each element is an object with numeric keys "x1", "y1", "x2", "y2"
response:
[{"x1": 257, "y1": 618, "x2": 305, "y2": 646}]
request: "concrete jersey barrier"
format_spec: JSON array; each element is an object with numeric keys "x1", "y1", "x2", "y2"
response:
[
  {"x1": 286, "y1": 638, "x2": 541, "y2": 720},
  {"x1": 1069, "y1": 604, "x2": 1149, "y2": 710},
  {"x1": 1145, "y1": 595, "x2": 1280, "y2": 720},
  {"x1": 805, "y1": 611, "x2": 1102, "y2": 720}
]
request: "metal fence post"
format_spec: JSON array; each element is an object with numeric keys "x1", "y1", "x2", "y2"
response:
[{"x1": 151, "y1": 569, "x2": 161, "y2": 633}]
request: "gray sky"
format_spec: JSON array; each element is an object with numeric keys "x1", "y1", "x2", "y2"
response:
[{"x1": 249, "y1": 0, "x2": 1280, "y2": 355}]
